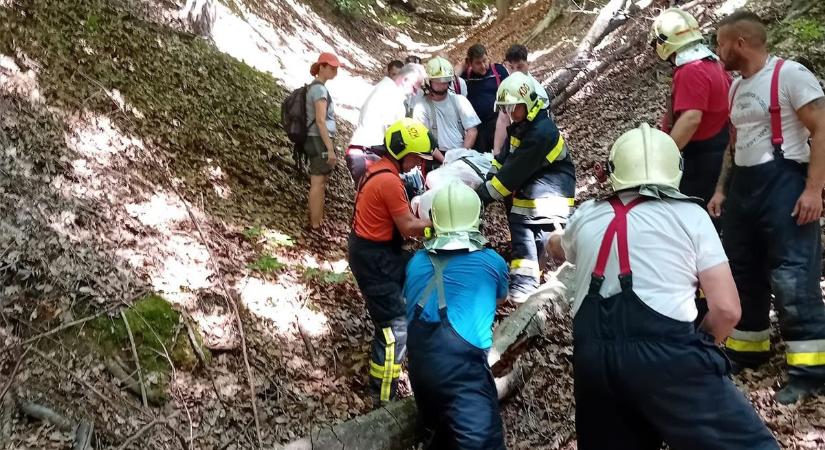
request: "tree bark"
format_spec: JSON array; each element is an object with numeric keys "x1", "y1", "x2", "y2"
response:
[
  {"x1": 282, "y1": 265, "x2": 575, "y2": 450},
  {"x1": 546, "y1": 0, "x2": 629, "y2": 96},
  {"x1": 524, "y1": 0, "x2": 567, "y2": 45}
]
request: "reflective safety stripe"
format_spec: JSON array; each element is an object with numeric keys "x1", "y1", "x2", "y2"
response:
[
  {"x1": 730, "y1": 328, "x2": 771, "y2": 342},
  {"x1": 369, "y1": 361, "x2": 402, "y2": 378},
  {"x1": 545, "y1": 135, "x2": 566, "y2": 163},
  {"x1": 510, "y1": 136, "x2": 521, "y2": 148},
  {"x1": 381, "y1": 327, "x2": 396, "y2": 402},
  {"x1": 511, "y1": 196, "x2": 574, "y2": 217},
  {"x1": 490, "y1": 177, "x2": 511, "y2": 197},
  {"x1": 492, "y1": 159, "x2": 503, "y2": 170},
  {"x1": 786, "y1": 340, "x2": 825, "y2": 366},
  {"x1": 725, "y1": 337, "x2": 770, "y2": 353},
  {"x1": 787, "y1": 352, "x2": 825, "y2": 366},
  {"x1": 510, "y1": 259, "x2": 540, "y2": 277}
]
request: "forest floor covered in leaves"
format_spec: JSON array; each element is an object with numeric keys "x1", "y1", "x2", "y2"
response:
[{"x1": 1, "y1": 0, "x2": 825, "y2": 449}]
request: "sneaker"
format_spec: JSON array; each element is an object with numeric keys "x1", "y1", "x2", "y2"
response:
[{"x1": 775, "y1": 377, "x2": 825, "y2": 405}]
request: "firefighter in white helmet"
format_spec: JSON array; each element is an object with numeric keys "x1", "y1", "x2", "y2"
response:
[
  {"x1": 650, "y1": 6, "x2": 732, "y2": 326},
  {"x1": 413, "y1": 57, "x2": 481, "y2": 162},
  {"x1": 476, "y1": 71, "x2": 575, "y2": 303},
  {"x1": 404, "y1": 182, "x2": 508, "y2": 449},
  {"x1": 546, "y1": 124, "x2": 778, "y2": 450},
  {"x1": 650, "y1": 8, "x2": 731, "y2": 214}
]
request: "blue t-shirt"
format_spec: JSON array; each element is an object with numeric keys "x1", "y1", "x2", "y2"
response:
[
  {"x1": 404, "y1": 248, "x2": 509, "y2": 349},
  {"x1": 461, "y1": 63, "x2": 509, "y2": 123}
]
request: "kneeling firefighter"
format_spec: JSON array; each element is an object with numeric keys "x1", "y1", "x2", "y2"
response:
[
  {"x1": 348, "y1": 118, "x2": 434, "y2": 406},
  {"x1": 404, "y1": 182, "x2": 509, "y2": 449},
  {"x1": 476, "y1": 71, "x2": 576, "y2": 303}
]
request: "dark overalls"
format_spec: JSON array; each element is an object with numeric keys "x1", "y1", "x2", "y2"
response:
[
  {"x1": 574, "y1": 196, "x2": 778, "y2": 450},
  {"x1": 722, "y1": 145, "x2": 825, "y2": 378},
  {"x1": 680, "y1": 126, "x2": 729, "y2": 326},
  {"x1": 407, "y1": 254, "x2": 505, "y2": 450},
  {"x1": 348, "y1": 168, "x2": 411, "y2": 405}
]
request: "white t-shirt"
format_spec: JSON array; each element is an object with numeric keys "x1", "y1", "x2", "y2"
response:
[
  {"x1": 561, "y1": 193, "x2": 728, "y2": 322},
  {"x1": 451, "y1": 77, "x2": 468, "y2": 97},
  {"x1": 349, "y1": 77, "x2": 407, "y2": 147},
  {"x1": 412, "y1": 93, "x2": 481, "y2": 151},
  {"x1": 730, "y1": 56, "x2": 825, "y2": 167}
]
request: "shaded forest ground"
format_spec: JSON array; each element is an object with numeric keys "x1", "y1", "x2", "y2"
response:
[{"x1": 0, "y1": 0, "x2": 824, "y2": 449}]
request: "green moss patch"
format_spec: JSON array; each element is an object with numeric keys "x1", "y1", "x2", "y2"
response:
[{"x1": 91, "y1": 294, "x2": 210, "y2": 400}]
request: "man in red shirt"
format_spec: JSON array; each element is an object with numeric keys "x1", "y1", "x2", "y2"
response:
[
  {"x1": 348, "y1": 118, "x2": 433, "y2": 407},
  {"x1": 651, "y1": 7, "x2": 731, "y2": 218}
]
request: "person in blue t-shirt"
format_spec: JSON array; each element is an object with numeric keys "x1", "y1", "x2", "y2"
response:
[
  {"x1": 404, "y1": 182, "x2": 508, "y2": 450},
  {"x1": 460, "y1": 43, "x2": 510, "y2": 154}
]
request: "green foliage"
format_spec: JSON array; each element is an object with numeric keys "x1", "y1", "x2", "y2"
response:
[
  {"x1": 0, "y1": 0, "x2": 292, "y2": 224},
  {"x1": 92, "y1": 294, "x2": 210, "y2": 391},
  {"x1": 243, "y1": 225, "x2": 264, "y2": 240},
  {"x1": 302, "y1": 267, "x2": 350, "y2": 284},
  {"x1": 787, "y1": 18, "x2": 825, "y2": 43},
  {"x1": 248, "y1": 254, "x2": 285, "y2": 273},
  {"x1": 329, "y1": 0, "x2": 367, "y2": 18}
]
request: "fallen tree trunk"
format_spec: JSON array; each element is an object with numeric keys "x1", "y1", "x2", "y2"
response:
[
  {"x1": 546, "y1": 0, "x2": 634, "y2": 96},
  {"x1": 552, "y1": 37, "x2": 643, "y2": 108},
  {"x1": 282, "y1": 264, "x2": 575, "y2": 450},
  {"x1": 524, "y1": 0, "x2": 567, "y2": 45}
]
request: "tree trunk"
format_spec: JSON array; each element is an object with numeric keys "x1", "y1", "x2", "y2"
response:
[
  {"x1": 524, "y1": 0, "x2": 567, "y2": 45},
  {"x1": 180, "y1": 0, "x2": 216, "y2": 38},
  {"x1": 282, "y1": 265, "x2": 575, "y2": 450},
  {"x1": 546, "y1": 0, "x2": 628, "y2": 95}
]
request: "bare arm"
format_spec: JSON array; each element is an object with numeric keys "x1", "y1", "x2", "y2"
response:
[
  {"x1": 670, "y1": 109, "x2": 703, "y2": 150},
  {"x1": 314, "y1": 99, "x2": 336, "y2": 163},
  {"x1": 463, "y1": 127, "x2": 478, "y2": 149},
  {"x1": 492, "y1": 110, "x2": 511, "y2": 156},
  {"x1": 707, "y1": 130, "x2": 735, "y2": 218},
  {"x1": 697, "y1": 262, "x2": 741, "y2": 344},
  {"x1": 792, "y1": 97, "x2": 825, "y2": 225},
  {"x1": 391, "y1": 211, "x2": 431, "y2": 238}
]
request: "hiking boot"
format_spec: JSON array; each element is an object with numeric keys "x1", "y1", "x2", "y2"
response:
[{"x1": 775, "y1": 377, "x2": 825, "y2": 405}]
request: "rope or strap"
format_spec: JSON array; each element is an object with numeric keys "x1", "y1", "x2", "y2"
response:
[
  {"x1": 591, "y1": 197, "x2": 649, "y2": 278},
  {"x1": 415, "y1": 254, "x2": 452, "y2": 310}
]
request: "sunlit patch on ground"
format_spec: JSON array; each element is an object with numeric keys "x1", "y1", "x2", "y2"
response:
[{"x1": 238, "y1": 274, "x2": 328, "y2": 337}]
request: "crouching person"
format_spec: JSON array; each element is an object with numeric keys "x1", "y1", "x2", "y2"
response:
[
  {"x1": 546, "y1": 124, "x2": 779, "y2": 450},
  {"x1": 348, "y1": 118, "x2": 434, "y2": 407},
  {"x1": 404, "y1": 182, "x2": 508, "y2": 449}
]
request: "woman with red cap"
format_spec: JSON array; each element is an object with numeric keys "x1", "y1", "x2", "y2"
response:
[{"x1": 307, "y1": 52, "x2": 341, "y2": 229}]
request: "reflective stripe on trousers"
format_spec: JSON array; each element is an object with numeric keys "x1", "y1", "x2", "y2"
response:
[{"x1": 722, "y1": 157, "x2": 825, "y2": 378}]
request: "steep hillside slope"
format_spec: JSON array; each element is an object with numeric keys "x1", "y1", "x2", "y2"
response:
[{"x1": 1, "y1": 0, "x2": 825, "y2": 449}]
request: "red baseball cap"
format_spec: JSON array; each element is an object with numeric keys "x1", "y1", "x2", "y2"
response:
[{"x1": 310, "y1": 52, "x2": 342, "y2": 76}]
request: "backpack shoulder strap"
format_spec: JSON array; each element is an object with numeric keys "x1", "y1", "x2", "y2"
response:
[
  {"x1": 458, "y1": 156, "x2": 485, "y2": 180},
  {"x1": 491, "y1": 64, "x2": 501, "y2": 86},
  {"x1": 449, "y1": 93, "x2": 464, "y2": 132},
  {"x1": 453, "y1": 75, "x2": 461, "y2": 95},
  {"x1": 426, "y1": 97, "x2": 439, "y2": 137},
  {"x1": 770, "y1": 58, "x2": 785, "y2": 155}
]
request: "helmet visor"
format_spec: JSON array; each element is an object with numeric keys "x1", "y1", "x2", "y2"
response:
[{"x1": 496, "y1": 103, "x2": 518, "y2": 114}]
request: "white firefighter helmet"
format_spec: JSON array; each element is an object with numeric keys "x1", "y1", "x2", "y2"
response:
[
  {"x1": 425, "y1": 182, "x2": 487, "y2": 252},
  {"x1": 493, "y1": 72, "x2": 546, "y2": 121},
  {"x1": 650, "y1": 7, "x2": 704, "y2": 60},
  {"x1": 425, "y1": 56, "x2": 455, "y2": 83},
  {"x1": 608, "y1": 123, "x2": 683, "y2": 192}
]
